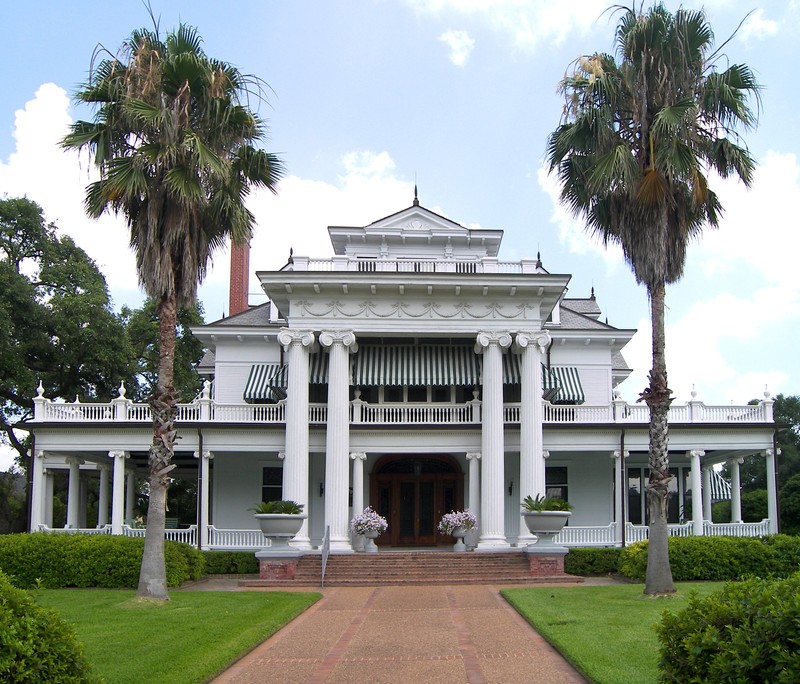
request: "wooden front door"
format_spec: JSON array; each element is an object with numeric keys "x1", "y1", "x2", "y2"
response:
[{"x1": 372, "y1": 456, "x2": 463, "y2": 547}]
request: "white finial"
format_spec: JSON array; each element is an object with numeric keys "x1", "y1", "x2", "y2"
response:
[
  {"x1": 74, "y1": 395, "x2": 80, "y2": 404},
  {"x1": 690, "y1": 384, "x2": 697, "y2": 400},
  {"x1": 613, "y1": 388, "x2": 621, "y2": 399},
  {"x1": 764, "y1": 385, "x2": 771, "y2": 400},
  {"x1": 36, "y1": 380, "x2": 44, "y2": 397},
  {"x1": 202, "y1": 379, "x2": 211, "y2": 398},
  {"x1": 118, "y1": 381, "x2": 126, "y2": 399}
]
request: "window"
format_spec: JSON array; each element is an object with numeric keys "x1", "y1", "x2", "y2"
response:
[
  {"x1": 383, "y1": 386, "x2": 403, "y2": 402},
  {"x1": 407, "y1": 386, "x2": 427, "y2": 402},
  {"x1": 432, "y1": 386, "x2": 451, "y2": 403},
  {"x1": 546, "y1": 466, "x2": 568, "y2": 502},
  {"x1": 627, "y1": 465, "x2": 689, "y2": 525},
  {"x1": 262, "y1": 466, "x2": 282, "y2": 503}
]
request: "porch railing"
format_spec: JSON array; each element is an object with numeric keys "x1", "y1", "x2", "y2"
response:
[{"x1": 553, "y1": 523, "x2": 616, "y2": 547}]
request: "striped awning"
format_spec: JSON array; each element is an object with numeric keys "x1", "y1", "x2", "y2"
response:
[
  {"x1": 500, "y1": 356, "x2": 560, "y2": 401},
  {"x1": 709, "y1": 469, "x2": 732, "y2": 503},
  {"x1": 243, "y1": 364, "x2": 288, "y2": 403},
  {"x1": 550, "y1": 366, "x2": 585, "y2": 405},
  {"x1": 308, "y1": 352, "x2": 329, "y2": 384},
  {"x1": 353, "y1": 345, "x2": 479, "y2": 386}
]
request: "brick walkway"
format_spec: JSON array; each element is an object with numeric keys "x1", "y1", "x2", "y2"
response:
[{"x1": 211, "y1": 584, "x2": 588, "y2": 684}]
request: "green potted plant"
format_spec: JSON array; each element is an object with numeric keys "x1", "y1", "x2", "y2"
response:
[
  {"x1": 251, "y1": 500, "x2": 306, "y2": 550},
  {"x1": 520, "y1": 494, "x2": 573, "y2": 546}
]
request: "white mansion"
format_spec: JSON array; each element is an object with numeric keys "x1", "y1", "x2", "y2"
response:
[{"x1": 27, "y1": 199, "x2": 779, "y2": 551}]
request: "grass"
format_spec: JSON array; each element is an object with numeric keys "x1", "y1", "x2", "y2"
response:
[
  {"x1": 502, "y1": 582, "x2": 726, "y2": 684},
  {"x1": 36, "y1": 589, "x2": 321, "y2": 684}
]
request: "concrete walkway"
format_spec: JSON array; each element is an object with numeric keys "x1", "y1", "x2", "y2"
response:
[{"x1": 210, "y1": 584, "x2": 589, "y2": 684}]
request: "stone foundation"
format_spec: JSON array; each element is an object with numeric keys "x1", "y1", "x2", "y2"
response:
[{"x1": 525, "y1": 545, "x2": 568, "y2": 576}]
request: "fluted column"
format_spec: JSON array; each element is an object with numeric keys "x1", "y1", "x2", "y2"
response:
[
  {"x1": 320, "y1": 330, "x2": 357, "y2": 552},
  {"x1": 278, "y1": 328, "x2": 315, "y2": 549},
  {"x1": 702, "y1": 466, "x2": 712, "y2": 522},
  {"x1": 689, "y1": 450, "x2": 705, "y2": 535},
  {"x1": 466, "y1": 452, "x2": 481, "y2": 549},
  {"x1": 515, "y1": 331, "x2": 551, "y2": 544},
  {"x1": 612, "y1": 450, "x2": 628, "y2": 545},
  {"x1": 44, "y1": 470, "x2": 54, "y2": 527},
  {"x1": 729, "y1": 457, "x2": 743, "y2": 523},
  {"x1": 66, "y1": 456, "x2": 83, "y2": 529},
  {"x1": 351, "y1": 452, "x2": 367, "y2": 551},
  {"x1": 765, "y1": 448, "x2": 779, "y2": 533},
  {"x1": 126, "y1": 470, "x2": 136, "y2": 522},
  {"x1": 194, "y1": 450, "x2": 214, "y2": 549},
  {"x1": 475, "y1": 331, "x2": 512, "y2": 549},
  {"x1": 110, "y1": 450, "x2": 128, "y2": 534},
  {"x1": 30, "y1": 450, "x2": 46, "y2": 531},
  {"x1": 97, "y1": 464, "x2": 110, "y2": 527}
]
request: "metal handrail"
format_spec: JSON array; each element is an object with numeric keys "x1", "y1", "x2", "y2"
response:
[{"x1": 321, "y1": 525, "x2": 331, "y2": 588}]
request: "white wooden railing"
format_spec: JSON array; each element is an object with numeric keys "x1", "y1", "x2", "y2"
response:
[
  {"x1": 206, "y1": 526, "x2": 266, "y2": 550},
  {"x1": 553, "y1": 524, "x2": 616, "y2": 547},
  {"x1": 288, "y1": 255, "x2": 544, "y2": 275},
  {"x1": 34, "y1": 396, "x2": 774, "y2": 426}
]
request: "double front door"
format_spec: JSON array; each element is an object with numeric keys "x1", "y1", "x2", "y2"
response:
[{"x1": 373, "y1": 458, "x2": 463, "y2": 546}]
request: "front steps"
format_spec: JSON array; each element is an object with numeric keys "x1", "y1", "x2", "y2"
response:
[{"x1": 241, "y1": 550, "x2": 583, "y2": 587}]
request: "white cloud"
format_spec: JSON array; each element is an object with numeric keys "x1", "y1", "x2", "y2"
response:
[
  {"x1": 407, "y1": 0, "x2": 608, "y2": 51},
  {"x1": 0, "y1": 84, "x2": 139, "y2": 306},
  {"x1": 537, "y1": 162, "x2": 624, "y2": 269},
  {"x1": 738, "y1": 8, "x2": 779, "y2": 43},
  {"x1": 438, "y1": 30, "x2": 475, "y2": 65}
]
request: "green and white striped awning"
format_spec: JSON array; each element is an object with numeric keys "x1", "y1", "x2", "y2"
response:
[
  {"x1": 353, "y1": 345, "x2": 479, "y2": 386},
  {"x1": 243, "y1": 364, "x2": 288, "y2": 403},
  {"x1": 499, "y1": 355, "x2": 560, "y2": 402},
  {"x1": 308, "y1": 352, "x2": 329, "y2": 384},
  {"x1": 550, "y1": 366, "x2": 585, "y2": 405}
]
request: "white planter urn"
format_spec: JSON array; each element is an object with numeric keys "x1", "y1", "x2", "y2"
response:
[
  {"x1": 521, "y1": 511, "x2": 571, "y2": 548},
  {"x1": 254, "y1": 513, "x2": 307, "y2": 552},
  {"x1": 363, "y1": 529, "x2": 380, "y2": 553},
  {"x1": 450, "y1": 526, "x2": 468, "y2": 552}
]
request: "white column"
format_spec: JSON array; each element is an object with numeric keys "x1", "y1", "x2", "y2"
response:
[
  {"x1": 97, "y1": 464, "x2": 110, "y2": 527},
  {"x1": 475, "y1": 331, "x2": 512, "y2": 549},
  {"x1": 350, "y1": 452, "x2": 366, "y2": 551},
  {"x1": 702, "y1": 466, "x2": 712, "y2": 522},
  {"x1": 612, "y1": 450, "x2": 628, "y2": 546},
  {"x1": 110, "y1": 450, "x2": 128, "y2": 534},
  {"x1": 44, "y1": 470, "x2": 54, "y2": 527},
  {"x1": 515, "y1": 331, "x2": 550, "y2": 544},
  {"x1": 30, "y1": 450, "x2": 46, "y2": 531},
  {"x1": 729, "y1": 457, "x2": 743, "y2": 523},
  {"x1": 765, "y1": 448, "x2": 779, "y2": 534},
  {"x1": 320, "y1": 330, "x2": 357, "y2": 552},
  {"x1": 126, "y1": 470, "x2": 136, "y2": 523},
  {"x1": 466, "y1": 452, "x2": 481, "y2": 550},
  {"x1": 194, "y1": 450, "x2": 214, "y2": 549},
  {"x1": 66, "y1": 456, "x2": 82, "y2": 529},
  {"x1": 277, "y1": 329, "x2": 315, "y2": 549},
  {"x1": 689, "y1": 450, "x2": 705, "y2": 536}
]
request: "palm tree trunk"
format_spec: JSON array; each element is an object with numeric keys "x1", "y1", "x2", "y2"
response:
[
  {"x1": 137, "y1": 293, "x2": 178, "y2": 600},
  {"x1": 644, "y1": 281, "x2": 676, "y2": 595}
]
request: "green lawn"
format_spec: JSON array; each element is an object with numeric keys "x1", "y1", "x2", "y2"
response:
[
  {"x1": 36, "y1": 589, "x2": 321, "y2": 684},
  {"x1": 502, "y1": 582, "x2": 726, "y2": 684}
]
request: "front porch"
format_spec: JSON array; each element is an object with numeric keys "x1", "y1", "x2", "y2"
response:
[{"x1": 36, "y1": 518, "x2": 773, "y2": 550}]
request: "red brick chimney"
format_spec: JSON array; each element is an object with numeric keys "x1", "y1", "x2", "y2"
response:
[{"x1": 229, "y1": 241, "x2": 250, "y2": 316}]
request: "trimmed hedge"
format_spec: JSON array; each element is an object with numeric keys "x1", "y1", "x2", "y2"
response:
[
  {"x1": 657, "y1": 573, "x2": 800, "y2": 682},
  {"x1": 202, "y1": 550, "x2": 259, "y2": 575},
  {"x1": 0, "y1": 533, "x2": 204, "y2": 589},
  {"x1": 619, "y1": 534, "x2": 800, "y2": 582},
  {"x1": 0, "y1": 571, "x2": 98, "y2": 682},
  {"x1": 564, "y1": 547, "x2": 622, "y2": 576}
]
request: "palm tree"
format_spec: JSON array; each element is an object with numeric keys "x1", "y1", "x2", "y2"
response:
[
  {"x1": 546, "y1": 4, "x2": 759, "y2": 594},
  {"x1": 63, "y1": 24, "x2": 284, "y2": 599}
]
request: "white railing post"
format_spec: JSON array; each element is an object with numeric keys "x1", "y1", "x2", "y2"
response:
[{"x1": 33, "y1": 381, "x2": 47, "y2": 420}]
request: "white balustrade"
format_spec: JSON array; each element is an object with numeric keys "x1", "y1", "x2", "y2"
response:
[
  {"x1": 207, "y1": 526, "x2": 267, "y2": 549},
  {"x1": 704, "y1": 519, "x2": 770, "y2": 537},
  {"x1": 553, "y1": 524, "x2": 615, "y2": 547},
  {"x1": 357, "y1": 402, "x2": 474, "y2": 424}
]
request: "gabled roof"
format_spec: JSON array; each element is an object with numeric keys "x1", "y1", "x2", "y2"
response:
[
  {"x1": 204, "y1": 302, "x2": 277, "y2": 328},
  {"x1": 556, "y1": 305, "x2": 616, "y2": 331},
  {"x1": 328, "y1": 201, "x2": 503, "y2": 257}
]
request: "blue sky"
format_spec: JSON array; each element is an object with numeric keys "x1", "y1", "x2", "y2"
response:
[{"x1": 1, "y1": 1, "x2": 797, "y2": 467}]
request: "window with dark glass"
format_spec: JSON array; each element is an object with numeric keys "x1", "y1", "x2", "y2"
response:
[{"x1": 262, "y1": 466, "x2": 282, "y2": 503}]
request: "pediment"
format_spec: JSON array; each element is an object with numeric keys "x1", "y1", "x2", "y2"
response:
[{"x1": 366, "y1": 205, "x2": 469, "y2": 237}]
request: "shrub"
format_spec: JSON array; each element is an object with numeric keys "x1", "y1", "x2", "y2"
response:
[
  {"x1": 0, "y1": 570, "x2": 98, "y2": 682},
  {"x1": 0, "y1": 533, "x2": 203, "y2": 588},
  {"x1": 202, "y1": 551, "x2": 259, "y2": 574},
  {"x1": 619, "y1": 535, "x2": 800, "y2": 582},
  {"x1": 564, "y1": 547, "x2": 622, "y2": 576},
  {"x1": 657, "y1": 573, "x2": 800, "y2": 682}
]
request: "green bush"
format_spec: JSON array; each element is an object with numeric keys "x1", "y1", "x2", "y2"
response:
[
  {"x1": 564, "y1": 547, "x2": 622, "y2": 576},
  {"x1": 619, "y1": 535, "x2": 800, "y2": 582},
  {"x1": 202, "y1": 550, "x2": 259, "y2": 574},
  {"x1": 0, "y1": 533, "x2": 204, "y2": 588},
  {"x1": 657, "y1": 573, "x2": 800, "y2": 682},
  {"x1": 0, "y1": 570, "x2": 98, "y2": 682}
]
